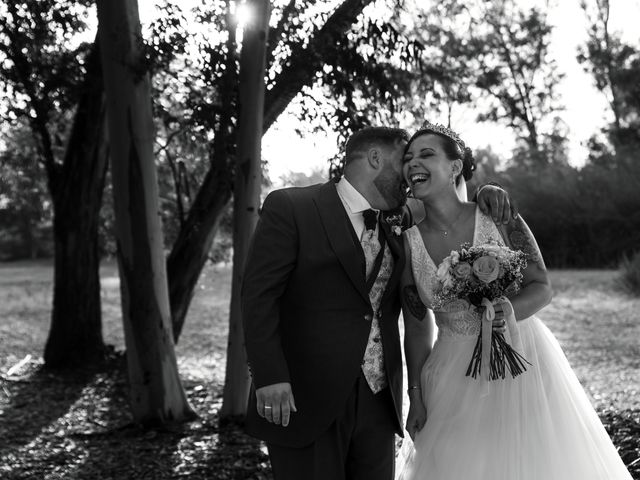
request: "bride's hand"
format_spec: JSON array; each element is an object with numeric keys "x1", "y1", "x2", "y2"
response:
[
  {"x1": 492, "y1": 302, "x2": 507, "y2": 334},
  {"x1": 476, "y1": 302, "x2": 507, "y2": 334},
  {"x1": 406, "y1": 391, "x2": 427, "y2": 441}
]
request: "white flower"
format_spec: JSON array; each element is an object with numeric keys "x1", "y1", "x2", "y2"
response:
[
  {"x1": 442, "y1": 275, "x2": 455, "y2": 290},
  {"x1": 449, "y1": 250, "x2": 460, "y2": 265},
  {"x1": 391, "y1": 225, "x2": 402, "y2": 236},
  {"x1": 436, "y1": 255, "x2": 455, "y2": 291},
  {"x1": 478, "y1": 242, "x2": 511, "y2": 261}
]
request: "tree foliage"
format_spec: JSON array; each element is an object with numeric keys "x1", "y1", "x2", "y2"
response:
[
  {"x1": 404, "y1": 0, "x2": 563, "y2": 159},
  {"x1": 577, "y1": 0, "x2": 640, "y2": 148},
  {"x1": 0, "y1": 124, "x2": 52, "y2": 260},
  {"x1": 0, "y1": 1, "x2": 92, "y2": 171}
]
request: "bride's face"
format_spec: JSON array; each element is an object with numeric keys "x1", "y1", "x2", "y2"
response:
[{"x1": 403, "y1": 133, "x2": 456, "y2": 199}]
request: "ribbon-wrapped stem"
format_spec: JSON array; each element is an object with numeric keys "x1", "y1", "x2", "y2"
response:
[{"x1": 465, "y1": 297, "x2": 531, "y2": 381}]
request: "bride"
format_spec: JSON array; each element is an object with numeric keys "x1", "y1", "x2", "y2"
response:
[{"x1": 397, "y1": 122, "x2": 632, "y2": 480}]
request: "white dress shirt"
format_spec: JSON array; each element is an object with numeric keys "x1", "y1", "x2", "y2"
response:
[{"x1": 335, "y1": 177, "x2": 379, "y2": 239}]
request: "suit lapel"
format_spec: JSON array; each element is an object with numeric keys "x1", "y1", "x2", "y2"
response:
[{"x1": 314, "y1": 182, "x2": 370, "y2": 305}]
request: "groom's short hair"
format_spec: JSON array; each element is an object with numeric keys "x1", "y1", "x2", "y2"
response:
[{"x1": 345, "y1": 127, "x2": 409, "y2": 165}]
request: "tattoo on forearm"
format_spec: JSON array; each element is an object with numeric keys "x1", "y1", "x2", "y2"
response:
[
  {"x1": 506, "y1": 216, "x2": 546, "y2": 270},
  {"x1": 403, "y1": 285, "x2": 427, "y2": 321}
]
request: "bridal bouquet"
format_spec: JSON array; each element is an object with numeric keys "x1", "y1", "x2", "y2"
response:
[{"x1": 433, "y1": 241, "x2": 531, "y2": 381}]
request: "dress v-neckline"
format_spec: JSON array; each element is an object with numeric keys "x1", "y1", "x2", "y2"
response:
[{"x1": 419, "y1": 206, "x2": 480, "y2": 271}]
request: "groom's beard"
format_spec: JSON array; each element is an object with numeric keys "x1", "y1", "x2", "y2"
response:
[{"x1": 374, "y1": 167, "x2": 406, "y2": 209}]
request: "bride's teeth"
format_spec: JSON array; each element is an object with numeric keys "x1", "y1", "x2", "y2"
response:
[{"x1": 410, "y1": 173, "x2": 430, "y2": 185}]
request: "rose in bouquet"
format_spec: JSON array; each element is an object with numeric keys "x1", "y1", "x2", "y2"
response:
[{"x1": 433, "y1": 241, "x2": 531, "y2": 380}]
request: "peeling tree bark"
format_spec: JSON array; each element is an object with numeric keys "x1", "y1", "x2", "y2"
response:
[
  {"x1": 97, "y1": 0, "x2": 195, "y2": 425},
  {"x1": 220, "y1": 0, "x2": 271, "y2": 420}
]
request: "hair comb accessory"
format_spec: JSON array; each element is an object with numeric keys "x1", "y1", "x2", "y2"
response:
[{"x1": 419, "y1": 121, "x2": 466, "y2": 151}]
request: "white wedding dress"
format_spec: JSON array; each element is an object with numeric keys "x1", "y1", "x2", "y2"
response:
[{"x1": 397, "y1": 208, "x2": 632, "y2": 480}]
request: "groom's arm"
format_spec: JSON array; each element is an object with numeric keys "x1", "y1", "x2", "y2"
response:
[
  {"x1": 474, "y1": 183, "x2": 518, "y2": 225},
  {"x1": 403, "y1": 183, "x2": 517, "y2": 227},
  {"x1": 242, "y1": 189, "x2": 298, "y2": 426}
]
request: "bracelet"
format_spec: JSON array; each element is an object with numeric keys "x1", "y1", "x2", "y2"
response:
[{"x1": 407, "y1": 385, "x2": 420, "y2": 394}]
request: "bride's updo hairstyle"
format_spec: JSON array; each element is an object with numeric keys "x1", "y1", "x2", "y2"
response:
[{"x1": 407, "y1": 121, "x2": 476, "y2": 186}]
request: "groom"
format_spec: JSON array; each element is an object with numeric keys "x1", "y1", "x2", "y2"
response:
[{"x1": 242, "y1": 126, "x2": 513, "y2": 480}]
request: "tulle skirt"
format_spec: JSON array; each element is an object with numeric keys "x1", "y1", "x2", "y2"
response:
[{"x1": 397, "y1": 316, "x2": 632, "y2": 480}]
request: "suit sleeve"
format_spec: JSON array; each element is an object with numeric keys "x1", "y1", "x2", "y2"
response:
[{"x1": 242, "y1": 189, "x2": 298, "y2": 389}]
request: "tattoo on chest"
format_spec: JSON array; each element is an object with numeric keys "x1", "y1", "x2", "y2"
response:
[{"x1": 403, "y1": 285, "x2": 427, "y2": 321}]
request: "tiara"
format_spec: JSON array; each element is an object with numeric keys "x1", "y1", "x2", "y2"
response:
[{"x1": 419, "y1": 121, "x2": 466, "y2": 151}]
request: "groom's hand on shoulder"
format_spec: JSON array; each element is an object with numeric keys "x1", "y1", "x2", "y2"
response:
[
  {"x1": 256, "y1": 382, "x2": 297, "y2": 427},
  {"x1": 476, "y1": 183, "x2": 518, "y2": 225}
]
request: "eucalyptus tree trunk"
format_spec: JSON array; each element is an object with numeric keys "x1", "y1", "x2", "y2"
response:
[
  {"x1": 96, "y1": 0, "x2": 195, "y2": 426},
  {"x1": 220, "y1": 0, "x2": 271, "y2": 419},
  {"x1": 44, "y1": 39, "x2": 109, "y2": 369}
]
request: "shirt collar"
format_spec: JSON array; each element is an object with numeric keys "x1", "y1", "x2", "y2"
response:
[{"x1": 336, "y1": 177, "x2": 376, "y2": 215}]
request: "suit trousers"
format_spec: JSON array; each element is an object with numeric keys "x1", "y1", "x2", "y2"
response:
[{"x1": 267, "y1": 371, "x2": 397, "y2": 480}]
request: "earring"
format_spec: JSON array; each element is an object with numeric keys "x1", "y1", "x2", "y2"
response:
[{"x1": 450, "y1": 171, "x2": 456, "y2": 185}]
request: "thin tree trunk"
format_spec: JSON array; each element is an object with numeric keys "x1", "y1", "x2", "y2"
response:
[
  {"x1": 220, "y1": 0, "x2": 271, "y2": 420},
  {"x1": 166, "y1": 4, "x2": 238, "y2": 342},
  {"x1": 44, "y1": 39, "x2": 109, "y2": 369},
  {"x1": 167, "y1": 163, "x2": 233, "y2": 341},
  {"x1": 97, "y1": 0, "x2": 195, "y2": 425}
]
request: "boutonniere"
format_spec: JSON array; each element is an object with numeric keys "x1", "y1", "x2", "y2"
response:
[{"x1": 384, "y1": 213, "x2": 404, "y2": 236}]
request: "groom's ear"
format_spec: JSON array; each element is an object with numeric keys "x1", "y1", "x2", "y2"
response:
[{"x1": 367, "y1": 147, "x2": 383, "y2": 170}]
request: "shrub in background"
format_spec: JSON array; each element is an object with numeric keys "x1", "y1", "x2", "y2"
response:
[{"x1": 617, "y1": 251, "x2": 640, "y2": 296}]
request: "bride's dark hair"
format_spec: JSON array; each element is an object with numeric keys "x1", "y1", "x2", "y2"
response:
[
  {"x1": 440, "y1": 138, "x2": 476, "y2": 185},
  {"x1": 407, "y1": 125, "x2": 476, "y2": 186}
]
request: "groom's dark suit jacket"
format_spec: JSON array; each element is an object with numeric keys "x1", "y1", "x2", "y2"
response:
[{"x1": 242, "y1": 181, "x2": 406, "y2": 448}]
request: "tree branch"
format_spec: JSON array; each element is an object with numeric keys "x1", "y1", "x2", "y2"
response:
[{"x1": 262, "y1": 0, "x2": 374, "y2": 133}]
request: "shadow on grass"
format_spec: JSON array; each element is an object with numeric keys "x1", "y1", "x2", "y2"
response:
[
  {"x1": 0, "y1": 363, "x2": 98, "y2": 451},
  {"x1": 0, "y1": 354, "x2": 136, "y2": 479},
  {"x1": 64, "y1": 383, "x2": 272, "y2": 480},
  {"x1": 0, "y1": 359, "x2": 272, "y2": 480}
]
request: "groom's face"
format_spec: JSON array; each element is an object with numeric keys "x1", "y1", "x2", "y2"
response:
[{"x1": 373, "y1": 139, "x2": 408, "y2": 210}]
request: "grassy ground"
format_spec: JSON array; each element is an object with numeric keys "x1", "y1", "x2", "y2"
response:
[{"x1": 0, "y1": 262, "x2": 638, "y2": 479}]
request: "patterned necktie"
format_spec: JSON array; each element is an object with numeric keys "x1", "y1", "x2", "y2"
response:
[{"x1": 360, "y1": 209, "x2": 389, "y2": 393}]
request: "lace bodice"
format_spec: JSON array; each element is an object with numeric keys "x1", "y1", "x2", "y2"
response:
[{"x1": 404, "y1": 207, "x2": 505, "y2": 337}]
